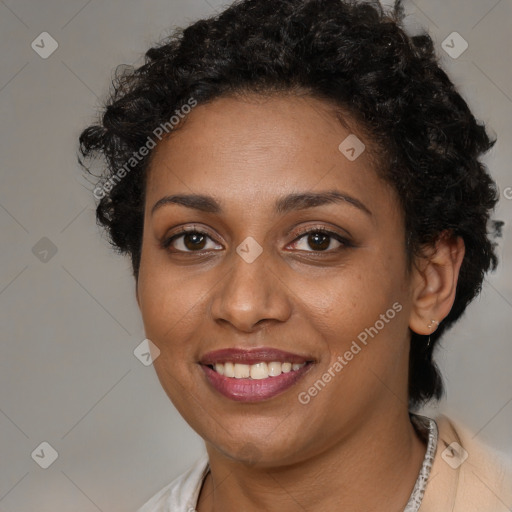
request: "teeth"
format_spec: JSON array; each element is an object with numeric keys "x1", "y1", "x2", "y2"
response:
[
  {"x1": 211, "y1": 361, "x2": 306, "y2": 378},
  {"x1": 268, "y1": 361, "x2": 282, "y2": 377},
  {"x1": 224, "y1": 361, "x2": 235, "y2": 378},
  {"x1": 281, "y1": 362, "x2": 292, "y2": 373},
  {"x1": 250, "y1": 362, "x2": 268, "y2": 379},
  {"x1": 234, "y1": 363, "x2": 250, "y2": 378}
]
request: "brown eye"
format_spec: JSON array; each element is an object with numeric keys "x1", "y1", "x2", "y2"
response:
[
  {"x1": 306, "y1": 232, "x2": 331, "y2": 251},
  {"x1": 290, "y1": 228, "x2": 350, "y2": 252},
  {"x1": 162, "y1": 229, "x2": 222, "y2": 253},
  {"x1": 182, "y1": 232, "x2": 207, "y2": 251}
]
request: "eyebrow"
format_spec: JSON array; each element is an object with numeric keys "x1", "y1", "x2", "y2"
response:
[{"x1": 151, "y1": 190, "x2": 372, "y2": 217}]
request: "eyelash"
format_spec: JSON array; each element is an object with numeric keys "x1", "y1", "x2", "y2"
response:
[{"x1": 161, "y1": 225, "x2": 352, "y2": 254}]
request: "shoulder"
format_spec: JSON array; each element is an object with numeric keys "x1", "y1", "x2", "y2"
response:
[
  {"x1": 421, "y1": 413, "x2": 512, "y2": 511},
  {"x1": 136, "y1": 454, "x2": 210, "y2": 512}
]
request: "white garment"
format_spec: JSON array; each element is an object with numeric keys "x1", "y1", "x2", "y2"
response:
[
  {"x1": 136, "y1": 413, "x2": 437, "y2": 512},
  {"x1": 137, "y1": 453, "x2": 210, "y2": 512}
]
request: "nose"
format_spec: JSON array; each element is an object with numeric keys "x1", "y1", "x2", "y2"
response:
[{"x1": 210, "y1": 249, "x2": 292, "y2": 333}]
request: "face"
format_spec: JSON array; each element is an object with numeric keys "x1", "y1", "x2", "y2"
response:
[{"x1": 137, "y1": 93, "x2": 415, "y2": 466}]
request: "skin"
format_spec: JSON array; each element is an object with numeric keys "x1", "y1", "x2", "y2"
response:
[{"x1": 136, "y1": 93, "x2": 465, "y2": 511}]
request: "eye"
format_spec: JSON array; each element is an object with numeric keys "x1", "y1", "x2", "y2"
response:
[
  {"x1": 161, "y1": 226, "x2": 351, "y2": 254},
  {"x1": 290, "y1": 228, "x2": 350, "y2": 252},
  {"x1": 162, "y1": 228, "x2": 223, "y2": 253}
]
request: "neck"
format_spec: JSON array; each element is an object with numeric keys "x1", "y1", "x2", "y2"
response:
[{"x1": 197, "y1": 407, "x2": 427, "y2": 512}]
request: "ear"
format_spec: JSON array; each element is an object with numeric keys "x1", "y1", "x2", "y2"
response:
[{"x1": 409, "y1": 232, "x2": 465, "y2": 336}]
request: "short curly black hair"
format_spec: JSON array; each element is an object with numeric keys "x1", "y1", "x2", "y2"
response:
[{"x1": 78, "y1": 0, "x2": 499, "y2": 410}]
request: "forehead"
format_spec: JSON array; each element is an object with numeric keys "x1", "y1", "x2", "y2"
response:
[{"x1": 145, "y1": 93, "x2": 395, "y2": 217}]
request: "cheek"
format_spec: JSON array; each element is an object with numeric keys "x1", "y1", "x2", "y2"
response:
[
  {"x1": 137, "y1": 257, "x2": 209, "y2": 412},
  {"x1": 302, "y1": 261, "x2": 402, "y2": 336},
  {"x1": 136, "y1": 247, "x2": 208, "y2": 359},
  {"x1": 298, "y1": 254, "x2": 409, "y2": 386}
]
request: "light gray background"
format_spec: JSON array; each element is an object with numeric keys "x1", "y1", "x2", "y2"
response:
[{"x1": 0, "y1": 0, "x2": 511, "y2": 510}]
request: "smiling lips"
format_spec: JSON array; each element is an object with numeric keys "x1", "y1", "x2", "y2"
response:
[{"x1": 199, "y1": 347, "x2": 314, "y2": 402}]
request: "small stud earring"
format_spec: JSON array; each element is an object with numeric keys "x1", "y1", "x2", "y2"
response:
[
  {"x1": 427, "y1": 319, "x2": 439, "y2": 331},
  {"x1": 425, "y1": 320, "x2": 439, "y2": 349}
]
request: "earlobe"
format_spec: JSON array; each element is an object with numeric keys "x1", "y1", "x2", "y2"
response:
[{"x1": 409, "y1": 233, "x2": 465, "y2": 336}]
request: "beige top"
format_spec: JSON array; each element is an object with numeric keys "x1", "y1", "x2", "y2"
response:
[{"x1": 420, "y1": 413, "x2": 512, "y2": 511}]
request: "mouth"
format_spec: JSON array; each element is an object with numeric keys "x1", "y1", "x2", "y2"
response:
[{"x1": 199, "y1": 347, "x2": 315, "y2": 402}]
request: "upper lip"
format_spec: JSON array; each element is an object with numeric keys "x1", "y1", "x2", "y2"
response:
[{"x1": 199, "y1": 347, "x2": 313, "y2": 365}]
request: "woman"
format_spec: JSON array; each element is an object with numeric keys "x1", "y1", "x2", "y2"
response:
[{"x1": 78, "y1": 0, "x2": 512, "y2": 510}]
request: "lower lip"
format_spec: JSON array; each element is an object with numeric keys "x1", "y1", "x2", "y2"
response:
[{"x1": 200, "y1": 364, "x2": 313, "y2": 402}]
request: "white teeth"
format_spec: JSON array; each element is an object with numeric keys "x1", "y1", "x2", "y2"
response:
[
  {"x1": 267, "y1": 361, "x2": 282, "y2": 377},
  {"x1": 281, "y1": 362, "x2": 292, "y2": 373},
  {"x1": 250, "y1": 362, "x2": 268, "y2": 379},
  {"x1": 234, "y1": 363, "x2": 250, "y2": 378},
  {"x1": 211, "y1": 361, "x2": 306, "y2": 378},
  {"x1": 224, "y1": 361, "x2": 235, "y2": 377}
]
